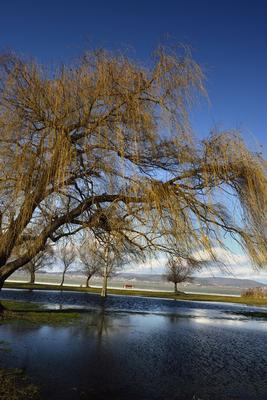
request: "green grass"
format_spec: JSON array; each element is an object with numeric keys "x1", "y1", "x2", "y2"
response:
[
  {"x1": 0, "y1": 299, "x2": 80, "y2": 326},
  {"x1": 3, "y1": 281, "x2": 267, "y2": 306},
  {"x1": 1, "y1": 299, "x2": 42, "y2": 311},
  {"x1": 233, "y1": 311, "x2": 267, "y2": 319},
  {"x1": 0, "y1": 368, "x2": 40, "y2": 400}
]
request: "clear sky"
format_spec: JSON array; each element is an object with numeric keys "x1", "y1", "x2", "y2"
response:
[
  {"x1": 1, "y1": 0, "x2": 266, "y2": 280},
  {"x1": 1, "y1": 0, "x2": 266, "y2": 154}
]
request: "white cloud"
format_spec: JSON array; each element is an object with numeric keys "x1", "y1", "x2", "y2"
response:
[
  {"x1": 125, "y1": 247, "x2": 267, "y2": 283},
  {"x1": 126, "y1": 254, "x2": 167, "y2": 274}
]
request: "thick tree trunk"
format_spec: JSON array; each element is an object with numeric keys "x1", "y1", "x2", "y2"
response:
[
  {"x1": 0, "y1": 301, "x2": 5, "y2": 313},
  {"x1": 0, "y1": 276, "x2": 4, "y2": 291},
  {"x1": 29, "y1": 270, "x2": 35, "y2": 284},
  {"x1": 101, "y1": 266, "x2": 108, "y2": 298},
  {"x1": 174, "y1": 282, "x2": 178, "y2": 293},
  {"x1": 0, "y1": 277, "x2": 5, "y2": 313}
]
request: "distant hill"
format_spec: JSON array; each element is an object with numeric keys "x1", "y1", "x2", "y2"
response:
[
  {"x1": 26, "y1": 270, "x2": 267, "y2": 288},
  {"x1": 115, "y1": 273, "x2": 267, "y2": 288},
  {"x1": 193, "y1": 277, "x2": 267, "y2": 288}
]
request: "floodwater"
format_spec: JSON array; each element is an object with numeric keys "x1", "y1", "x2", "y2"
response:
[{"x1": 1, "y1": 289, "x2": 267, "y2": 400}]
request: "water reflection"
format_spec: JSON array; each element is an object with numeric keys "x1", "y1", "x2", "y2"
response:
[
  {"x1": 1, "y1": 309, "x2": 267, "y2": 400},
  {"x1": 2, "y1": 288, "x2": 267, "y2": 316},
  {"x1": 73, "y1": 306, "x2": 125, "y2": 339}
]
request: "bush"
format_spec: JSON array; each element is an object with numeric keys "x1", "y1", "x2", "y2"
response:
[{"x1": 242, "y1": 287, "x2": 267, "y2": 298}]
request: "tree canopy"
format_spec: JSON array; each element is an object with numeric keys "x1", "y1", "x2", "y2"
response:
[{"x1": 0, "y1": 46, "x2": 266, "y2": 286}]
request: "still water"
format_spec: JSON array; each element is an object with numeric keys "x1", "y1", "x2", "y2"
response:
[{"x1": 1, "y1": 289, "x2": 267, "y2": 400}]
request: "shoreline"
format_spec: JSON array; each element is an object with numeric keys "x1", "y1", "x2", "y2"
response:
[
  {"x1": 5, "y1": 279, "x2": 241, "y2": 297},
  {"x1": 2, "y1": 281, "x2": 267, "y2": 307}
]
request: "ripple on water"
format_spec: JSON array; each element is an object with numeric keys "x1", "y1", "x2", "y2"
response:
[{"x1": 0, "y1": 309, "x2": 267, "y2": 400}]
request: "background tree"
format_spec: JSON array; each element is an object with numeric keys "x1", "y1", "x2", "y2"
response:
[
  {"x1": 0, "y1": 46, "x2": 266, "y2": 291},
  {"x1": 58, "y1": 243, "x2": 76, "y2": 287},
  {"x1": 22, "y1": 245, "x2": 54, "y2": 284},
  {"x1": 166, "y1": 256, "x2": 198, "y2": 293},
  {"x1": 78, "y1": 242, "x2": 100, "y2": 288},
  {"x1": 97, "y1": 242, "x2": 126, "y2": 298}
]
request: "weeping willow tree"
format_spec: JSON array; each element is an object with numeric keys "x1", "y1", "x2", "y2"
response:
[{"x1": 0, "y1": 46, "x2": 266, "y2": 296}]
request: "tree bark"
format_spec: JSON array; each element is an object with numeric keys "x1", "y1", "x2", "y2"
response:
[
  {"x1": 0, "y1": 277, "x2": 5, "y2": 313},
  {"x1": 101, "y1": 242, "x2": 109, "y2": 298},
  {"x1": 0, "y1": 276, "x2": 4, "y2": 291},
  {"x1": 101, "y1": 266, "x2": 108, "y2": 298},
  {"x1": 0, "y1": 301, "x2": 5, "y2": 313},
  {"x1": 86, "y1": 276, "x2": 91, "y2": 288},
  {"x1": 30, "y1": 270, "x2": 35, "y2": 284},
  {"x1": 174, "y1": 282, "x2": 178, "y2": 293},
  {"x1": 60, "y1": 272, "x2": 65, "y2": 287},
  {"x1": 0, "y1": 195, "x2": 142, "y2": 289}
]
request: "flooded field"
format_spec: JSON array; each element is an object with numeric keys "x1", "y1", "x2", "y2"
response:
[{"x1": 1, "y1": 289, "x2": 267, "y2": 400}]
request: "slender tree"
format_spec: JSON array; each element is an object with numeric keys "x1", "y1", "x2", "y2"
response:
[
  {"x1": 22, "y1": 246, "x2": 54, "y2": 284},
  {"x1": 58, "y1": 244, "x2": 76, "y2": 287},
  {"x1": 78, "y1": 243, "x2": 100, "y2": 287},
  {"x1": 98, "y1": 242, "x2": 126, "y2": 298},
  {"x1": 0, "y1": 47, "x2": 266, "y2": 293}
]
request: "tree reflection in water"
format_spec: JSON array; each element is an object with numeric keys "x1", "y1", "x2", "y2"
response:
[{"x1": 69, "y1": 301, "x2": 127, "y2": 341}]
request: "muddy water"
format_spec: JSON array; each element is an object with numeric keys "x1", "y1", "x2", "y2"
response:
[{"x1": 1, "y1": 289, "x2": 267, "y2": 400}]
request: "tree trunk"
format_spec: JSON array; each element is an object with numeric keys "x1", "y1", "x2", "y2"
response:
[
  {"x1": 101, "y1": 242, "x2": 109, "y2": 298},
  {"x1": 0, "y1": 263, "x2": 20, "y2": 289},
  {"x1": 29, "y1": 270, "x2": 35, "y2": 284},
  {"x1": 60, "y1": 272, "x2": 65, "y2": 288},
  {"x1": 174, "y1": 282, "x2": 178, "y2": 293},
  {"x1": 86, "y1": 276, "x2": 91, "y2": 288},
  {"x1": 0, "y1": 276, "x2": 4, "y2": 291},
  {"x1": 0, "y1": 301, "x2": 5, "y2": 313},
  {"x1": 101, "y1": 265, "x2": 108, "y2": 298},
  {"x1": 0, "y1": 277, "x2": 5, "y2": 313}
]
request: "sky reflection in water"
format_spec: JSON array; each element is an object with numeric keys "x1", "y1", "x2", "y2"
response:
[{"x1": 1, "y1": 290, "x2": 267, "y2": 400}]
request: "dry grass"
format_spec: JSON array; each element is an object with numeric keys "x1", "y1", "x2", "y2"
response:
[{"x1": 242, "y1": 286, "x2": 267, "y2": 299}]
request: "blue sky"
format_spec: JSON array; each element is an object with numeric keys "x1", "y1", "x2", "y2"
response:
[
  {"x1": 1, "y1": 0, "x2": 266, "y2": 154},
  {"x1": 1, "y1": 0, "x2": 266, "y2": 280}
]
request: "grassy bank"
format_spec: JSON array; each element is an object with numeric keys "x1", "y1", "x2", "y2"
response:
[
  {"x1": 232, "y1": 311, "x2": 267, "y2": 320},
  {"x1": 0, "y1": 299, "x2": 80, "y2": 325},
  {"x1": 0, "y1": 368, "x2": 40, "y2": 400},
  {"x1": 3, "y1": 281, "x2": 267, "y2": 306}
]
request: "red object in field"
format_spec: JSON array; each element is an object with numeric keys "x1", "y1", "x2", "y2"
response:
[{"x1": 123, "y1": 284, "x2": 133, "y2": 289}]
